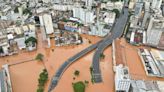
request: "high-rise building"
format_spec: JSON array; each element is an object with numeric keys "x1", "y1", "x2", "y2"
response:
[
  {"x1": 42, "y1": 0, "x2": 51, "y2": 3},
  {"x1": 147, "y1": 15, "x2": 164, "y2": 46},
  {"x1": 73, "y1": 7, "x2": 95, "y2": 24},
  {"x1": 53, "y1": 0, "x2": 61, "y2": 3},
  {"x1": 85, "y1": 0, "x2": 93, "y2": 7},
  {"x1": 151, "y1": 0, "x2": 162, "y2": 9}
]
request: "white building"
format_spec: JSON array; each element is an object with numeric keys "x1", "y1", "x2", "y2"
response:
[
  {"x1": 42, "y1": 0, "x2": 51, "y2": 3},
  {"x1": 40, "y1": 14, "x2": 54, "y2": 34},
  {"x1": 102, "y1": 1, "x2": 124, "y2": 11},
  {"x1": 14, "y1": 37, "x2": 26, "y2": 50},
  {"x1": 73, "y1": 8, "x2": 95, "y2": 24},
  {"x1": 103, "y1": 12, "x2": 116, "y2": 25},
  {"x1": 53, "y1": 4, "x2": 74, "y2": 11},
  {"x1": 151, "y1": 0, "x2": 162, "y2": 9},
  {"x1": 0, "y1": 65, "x2": 13, "y2": 92},
  {"x1": 147, "y1": 15, "x2": 164, "y2": 46},
  {"x1": 115, "y1": 64, "x2": 131, "y2": 92},
  {"x1": 85, "y1": 0, "x2": 93, "y2": 7}
]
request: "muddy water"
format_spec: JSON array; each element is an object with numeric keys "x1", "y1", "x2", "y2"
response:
[
  {"x1": 0, "y1": 29, "x2": 106, "y2": 92},
  {"x1": 120, "y1": 38, "x2": 164, "y2": 81}
]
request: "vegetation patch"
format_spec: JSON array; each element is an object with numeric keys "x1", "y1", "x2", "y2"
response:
[
  {"x1": 100, "y1": 53, "x2": 105, "y2": 59},
  {"x1": 74, "y1": 70, "x2": 80, "y2": 77},
  {"x1": 89, "y1": 67, "x2": 94, "y2": 83},
  {"x1": 112, "y1": 9, "x2": 120, "y2": 18},
  {"x1": 25, "y1": 37, "x2": 37, "y2": 45},
  {"x1": 73, "y1": 81, "x2": 85, "y2": 92},
  {"x1": 35, "y1": 53, "x2": 44, "y2": 61},
  {"x1": 37, "y1": 69, "x2": 48, "y2": 92}
]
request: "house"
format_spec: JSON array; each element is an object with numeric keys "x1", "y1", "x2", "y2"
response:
[{"x1": 14, "y1": 37, "x2": 26, "y2": 50}]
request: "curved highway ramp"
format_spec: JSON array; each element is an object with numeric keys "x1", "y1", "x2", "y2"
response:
[
  {"x1": 48, "y1": 2, "x2": 129, "y2": 91},
  {"x1": 48, "y1": 40, "x2": 102, "y2": 92},
  {"x1": 92, "y1": 7, "x2": 129, "y2": 83}
]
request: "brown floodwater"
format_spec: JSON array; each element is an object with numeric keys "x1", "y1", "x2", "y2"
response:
[{"x1": 0, "y1": 29, "x2": 163, "y2": 92}]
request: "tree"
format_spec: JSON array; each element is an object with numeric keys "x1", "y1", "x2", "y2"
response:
[
  {"x1": 62, "y1": 18, "x2": 68, "y2": 22},
  {"x1": 90, "y1": 67, "x2": 93, "y2": 71},
  {"x1": 89, "y1": 67, "x2": 94, "y2": 83},
  {"x1": 111, "y1": 0, "x2": 120, "y2": 2},
  {"x1": 37, "y1": 87, "x2": 44, "y2": 92},
  {"x1": 25, "y1": 37, "x2": 37, "y2": 45},
  {"x1": 38, "y1": 69, "x2": 48, "y2": 89},
  {"x1": 73, "y1": 81, "x2": 85, "y2": 92},
  {"x1": 0, "y1": 47, "x2": 4, "y2": 54},
  {"x1": 88, "y1": 40, "x2": 91, "y2": 44},
  {"x1": 35, "y1": 53, "x2": 44, "y2": 61},
  {"x1": 23, "y1": 8, "x2": 32, "y2": 15},
  {"x1": 14, "y1": 6, "x2": 19, "y2": 13},
  {"x1": 100, "y1": 53, "x2": 105, "y2": 59},
  {"x1": 74, "y1": 70, "x2": 80, "y2": 76},
  {"x1": 112, "y1": 9, "x2": 120, "y2": 18},
  {"x1": 84, "y1": 80, "x2": 89, "y2": 84}
]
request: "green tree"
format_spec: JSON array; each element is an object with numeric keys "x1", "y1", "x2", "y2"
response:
[
  {"x1": 35, "y1": 53, "x2": 44, "y2": 61},
  {"x1": 73, "y1": 81, "x2": 85, "y2": 92},
  {"x1": 111, "y1": 0, "x2": 120, "y2": 2},
  {"x1": 100, "y1": 53, "x2": 105, "y2": 59},
  {"x1": 37, "y1": 87, "x2": 44, "y2": 92},
  {"x1": 112, "y1": 9, "x2": 120, "y2": 18},
  {"x1": 0, "y1": 47, "x2": 4, "y2": 54},
  {"x1": 23, "y1": 8, "x2": 32, "y2": 15},
  {"x1": 14, "y1": 6, "x2": 19, "y2": 13},
  {"x1": 90, "y1": 67, "x2": 93, "y2": 71},
  {"x1": 37, "y1": 69, "x2": 48, "y2": 92},
  {"x1": 25, "y1": 37, "x2": 37, "y2": 45},
  {"x1": 84, "y1": 80, "x2": 89, "y2": 84},
  {"x1": 38, "y1": 69, "x2": 48, "y2": 86},
  {"x1": 74, "y1": 70, "x2": 80, "y2": 76}
]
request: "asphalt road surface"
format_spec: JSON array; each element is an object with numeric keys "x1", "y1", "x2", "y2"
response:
[
  {"x1": 48, "y1": 2, "x2": 129, "y2": 91},
  {"x1": 48, "y1": 40, "x2": 103, "y2": 92},
  {"x1": 92, "y1": 7, "x2": 129, "y2": 83}
]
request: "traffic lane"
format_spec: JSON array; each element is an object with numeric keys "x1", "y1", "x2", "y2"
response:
[
  {"x1": 49, "y1": 40, "x2": 103, "y2": 91},
  {"x1": 92, "y1": 8, "x2": 129, "y2": 82}
]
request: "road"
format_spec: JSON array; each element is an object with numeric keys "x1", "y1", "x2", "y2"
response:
[
  {"x1": 48, "y1": 40, "x2": 102, "y2": 92},
  {"x1": 92, "y1": 6, "x2": 129, "y2": 83},
  {"x1": 48, "y1": 2, "x2": 129, "y2": 91}
]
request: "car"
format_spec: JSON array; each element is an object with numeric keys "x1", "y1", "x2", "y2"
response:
[{"x1": 125, "y1": 5, "x2": 128, "y2": 8}]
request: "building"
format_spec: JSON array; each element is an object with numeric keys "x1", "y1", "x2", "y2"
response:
[
  {"x1": 115, "y1": 64, "x2": 131, "y2": 92},
  {"x1": 40, "y1": 14, "x2": 54, "y2": 34},
  {"x1": 14, "y1": 37, "x2": 26, "y2": 50},
  {"x1": 52, "y1": 4, "x2": 73, "y2": 11},
  {"x1": 102, "y1": 1, "x2": 124, "y2": 11},
  {"x1": 0, "y1": 65, "x2": 13, "y2": 92},
  {"x1": 103, "y1": 12, "x2": 116, "y2": 25},
  {"x1": 42, "y1": 0, "x2": 51, "y2": 3},
  {"x1": 151, "y1": 0, "x2": 162, "y2": 9},
  {"x1": 138, "y1": 48, "x2": 164, "y2": 77},
  {"x1": 146, "y1": 15, "x2": 164, "y2": 47},
  {"x1": 85, "y1": 0, "x2": 93, "y2": 7},
  {"x1": 73, "y1": 7, "x2": 95, "y2": 24},
  {"x1": 0, "y1": 23, "x2": 37, "y2": 55},
  {"x1": 141, "y1": 1, "x2": 150, "y2": 28}
]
